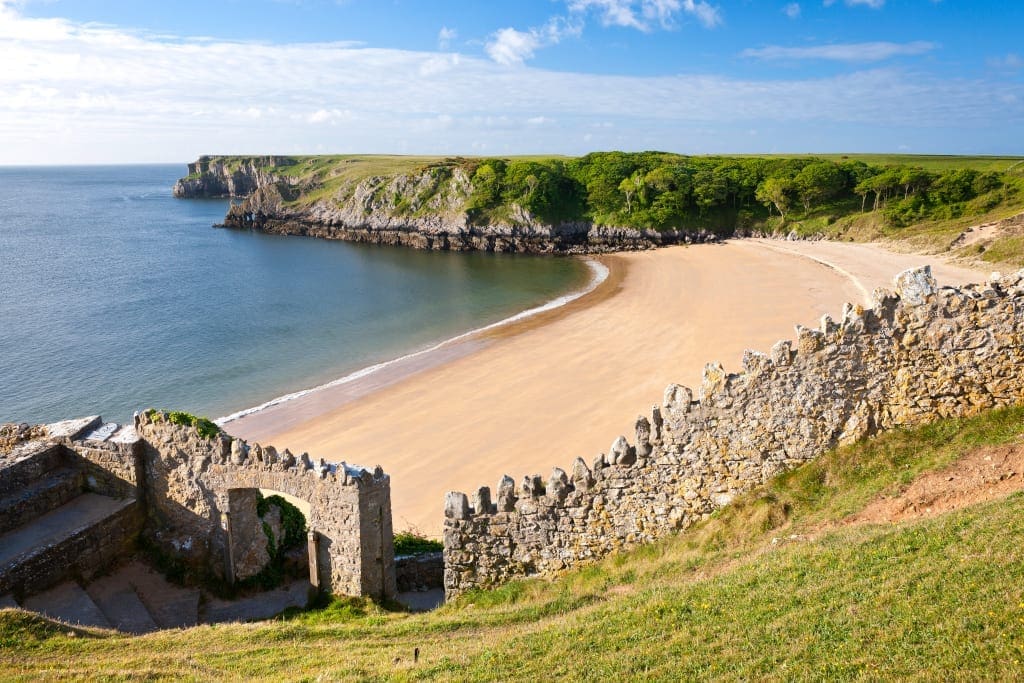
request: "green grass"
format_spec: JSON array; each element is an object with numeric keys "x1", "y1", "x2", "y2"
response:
[
  {"x1": 3, "y1": 406, "x2": 1024, "y2": 680},
  {"x1": 740, "y1": 153, "x2": 1024, "y2": 172}
]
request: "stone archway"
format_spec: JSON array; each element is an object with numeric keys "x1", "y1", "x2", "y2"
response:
[{"x1": 137, "y1": 412, "x2": 396, "y2": 600}]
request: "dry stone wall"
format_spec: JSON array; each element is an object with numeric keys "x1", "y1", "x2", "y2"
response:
[{"x1": 444, "y1": 266, "x2": 1024, "y2": 598}]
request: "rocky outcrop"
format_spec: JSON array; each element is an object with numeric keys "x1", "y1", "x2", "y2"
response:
[
  {"x1": 172, "y1": 156, "x2": 296, "y2": 198},
  {"x1": 175, "y1": 157, "x2": 717, "y2": 254},
  {"x1": 443, "y1": 266, "x2": 1024, "y2": 598}
]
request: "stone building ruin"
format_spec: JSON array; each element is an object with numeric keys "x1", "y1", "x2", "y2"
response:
[{"x1": 0, "y1": 411, "x2": 396, "y2": 610}]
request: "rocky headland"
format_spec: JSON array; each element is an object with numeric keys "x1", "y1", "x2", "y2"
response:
[{"x1": 173, "y1": 155, "x2": 717, "y2": 254}]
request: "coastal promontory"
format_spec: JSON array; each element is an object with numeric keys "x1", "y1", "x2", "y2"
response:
[{"x1": 175, "y1": 153, "x2": 1024, "y2": 260}]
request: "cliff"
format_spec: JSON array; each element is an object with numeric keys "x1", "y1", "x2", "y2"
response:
[
  {"x1": 172, "y1": 155, "x2": 296, "y2": 198},
  {"x1": 173, "y1": 155, "x2": 717, "y2": 254}
]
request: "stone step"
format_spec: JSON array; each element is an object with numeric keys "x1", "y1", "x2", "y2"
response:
[
  {"x1": 0, "y1": 493, "x2": 138, "y2": 597},
  {"x1": 0, "y1": 466, "x2": 84, "y2": 535},
  {"x1": 86, "y1": 568, "x2": 159, "y2": 635},
  {"x1": 80, "y1": 421, "x2": 120, "y2": 443},
  {"x1": 112, "y1": 561, "x2": 199, "y2": 630},
  {"x1": 200, "y1": 580, "x2": 313, "y2": 624},
  {"x1": 0, "y1": 442, "x2": 68, "y2": 499},
  {"x1": 22, "y1": 581, "x2": 111, "y2": 629}
]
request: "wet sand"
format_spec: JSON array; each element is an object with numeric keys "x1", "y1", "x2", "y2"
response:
[{"x1": 227, "y1": 239, "x2": 987, "y2": 534}]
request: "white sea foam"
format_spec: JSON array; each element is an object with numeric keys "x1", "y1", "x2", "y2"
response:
[{"x1": 215, "y1": 259, "x2": 610, "y2": 426}]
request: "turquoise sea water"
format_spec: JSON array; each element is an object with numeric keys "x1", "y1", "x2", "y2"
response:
[{"x1": 0, "y1": 165, "x2": 590, "y2": 424}]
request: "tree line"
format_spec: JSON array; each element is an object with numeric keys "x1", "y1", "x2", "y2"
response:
[{"x1": 448, "y1": 152, "x2": 1013, "y2": 232}]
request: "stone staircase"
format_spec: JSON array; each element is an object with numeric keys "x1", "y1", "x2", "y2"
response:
[
  {"x1": 0, "y1": 432, "x2": 142, "y2": 602},
  {"x1": 0, "y1": 416, "x2": 313, "y2": 633},
  {"x1": 1, "y1": 559, "x2": 312, "y2": 633},
  {"x1": 11, "y1": 561, "x2": 200, "y2": 634}
]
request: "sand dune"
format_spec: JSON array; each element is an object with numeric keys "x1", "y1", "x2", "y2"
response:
[{"x1": 228, "y1": 239, "x2": 986, "y2": 535}]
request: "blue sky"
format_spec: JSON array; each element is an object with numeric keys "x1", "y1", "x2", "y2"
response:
[{"x1": 1, "y1": 0, "x2": 1022, "y2": 163}]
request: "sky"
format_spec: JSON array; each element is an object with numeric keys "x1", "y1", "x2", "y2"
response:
[{"x1": 1, "y1": 0, "x2": 1023, "y2": 164}]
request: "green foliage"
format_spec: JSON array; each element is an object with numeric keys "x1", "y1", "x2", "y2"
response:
[
  {"x1": 237, "y1": 493, "x2": 310, "y2": 594},
  {"x1": 259, "y1": 494, "x2": 308, "y2": 552},
  {"x1": 147, "y1": 409, "x2": 220, "y2": 440},
  {"x1": 393, "y1": 531, "x2": 443, "y2": 556},
  {"x1": 459, "y1": 152, "x2": 1022, "y2": 235}
]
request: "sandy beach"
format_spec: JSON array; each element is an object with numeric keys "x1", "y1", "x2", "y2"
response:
[{"x1": 227, "y1": 239, "x2": 988, "y2": 535}]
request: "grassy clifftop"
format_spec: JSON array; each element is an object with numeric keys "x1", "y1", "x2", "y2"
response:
[
  {"x1": 4, "y1": 405, "x2": 1024, "y2": 679},
  {"x1": 184, "y1": 152, "x2": 1024, "y2": 266}
]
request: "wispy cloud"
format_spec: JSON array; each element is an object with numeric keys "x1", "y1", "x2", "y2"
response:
[
  {"x1": 568, "y1": 0, "x2": 722, "y2": 31},
  {"x1": 742, "y1": 41, "x2": 937, "y2": 62},
  {"x1": 823, "y1": 0, "x2": 885, "y2": 7},
  {"x1": 487, "y1": 0, "x2": 720, "y2": 66},
  {"x1": 438, "y1": 26, "x2": 457, "y2": 50},
  {"x1": 485, "y1": 17, "x2": 581, "y2": 66},
  {"x1": 0, "y1": 3, "x2": 1020, "y2": 162},
  {"x1": 783, "y1": 3, "x2": 801, "y2": 19},
  {"x1": 988, "y1": 53, "x2": 1023, "y2": 71}
]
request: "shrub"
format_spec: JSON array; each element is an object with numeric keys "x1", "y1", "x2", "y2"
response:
[
  {"x1": 393, "y1": 531, "x2": 443, "y2": 556},
  {"x1": 147, "y1": 409, "x2": 220, "y2": 440}
]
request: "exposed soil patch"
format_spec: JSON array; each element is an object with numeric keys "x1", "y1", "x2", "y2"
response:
[
  {"x1": 845, "y1": 445, "x2": 1024, "y2": 525},
  {"x1": 951, "y1": 221, "x2": 1003, "y2": 249},
  {"x1": 950, "y1": 211, "x2": 1024, "y2": 253}
]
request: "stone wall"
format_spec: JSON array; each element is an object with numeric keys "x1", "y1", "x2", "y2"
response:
[
  {"x1": 443, "y1": 266, "x2": 1024, "y2": 598},
  {"x1": 137, "y1": 412, "x2": 396, "y2": 599},
  {"x1": 395, "y1": 552, "x2": 444, "y2": 592}
]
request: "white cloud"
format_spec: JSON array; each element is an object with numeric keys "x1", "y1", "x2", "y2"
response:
[
  {"x1": 783, "y1": 3, "x2": 801, "y2": 19},
  {"x1": 824, "y1": 0, "x2": 885, "y2": 7},
  {"x1": 485, "y1": 17, "x2": 581, "y2": 66},
  {"x1": 988, "y1": 53, "x2": 1023, "y2": 71},
  {"x1": 568, "y1": 0, "x2": 721, "y2": 30},
  {"x1": 486, "y1": 27, "x2": 542, "y2": 66},
  {"x1": 486, "y1": 0, "x2": 719, "y2": 67},
  {"x1": 0, "y1": 3, "x2": 1020, "y2": 162},
  {"x1": 307, "y1": 108, "x2": 352, "y2": 124},
  {"x1": 742, "y1": 41, "x2": 936, "y2": 62},
  {"x1": 680, "y1": 0, "x2": 722, "y2": 28},
  {"x1": 438, "y1": 26, "x2": 456, "y2": 50}
]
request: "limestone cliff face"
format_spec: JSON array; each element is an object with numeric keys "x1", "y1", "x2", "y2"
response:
[
  {"x1": 172, "y1": 156, "x2": 297, "y2": 198},
  {"x1": 175, "y1": 157, "x2": 716, "y2": 254}
]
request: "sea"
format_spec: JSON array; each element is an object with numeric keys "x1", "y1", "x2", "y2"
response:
[{"x1": 0, "y1": 165, "x2": 593, "y2": 426}]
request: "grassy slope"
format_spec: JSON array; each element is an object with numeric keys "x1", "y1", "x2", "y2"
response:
[
  {"x1": 4, "y1": 406, "x2": 1024, "y2": 680},
  {"x1": 738, "y1": 153, "x2": 1024, "y2": 172}
]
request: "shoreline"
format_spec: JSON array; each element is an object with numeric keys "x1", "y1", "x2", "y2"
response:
[{"x1": 219, "y1": 257, "x2": 613, "y2": 439}]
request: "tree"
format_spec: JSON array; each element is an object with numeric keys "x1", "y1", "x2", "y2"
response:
[
  {"x1": 898, "y1": 168, "x2": 934, "y2": 199},
  {"x1": 755, "y1": 176, "x2": 795, "y2": 220},
  {"x1": 794, "y1": 162, "x2": 846, "y2": 211},
  {"x1": 618, "y1": 171, "x2": 646, "y2": 214}
]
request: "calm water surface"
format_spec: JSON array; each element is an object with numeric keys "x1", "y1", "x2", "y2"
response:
[{"x1": 0, "y1": 165, "x2": 588, "y2": 424}]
